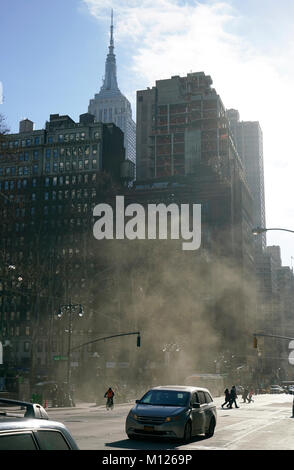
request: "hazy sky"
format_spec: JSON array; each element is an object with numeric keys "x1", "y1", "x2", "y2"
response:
[{"x1": 1, "y1": 0, "x2": 294, "y2": 266}]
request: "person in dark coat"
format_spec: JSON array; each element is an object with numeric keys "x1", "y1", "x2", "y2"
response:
[
  {"x1": 242, "y1": 387, "x2": 249, "y2": 403},
  {"x1": 221, "y1": 388, "x2": 231, "y2": 408},
  {"x1": 229, "y1": 385, "x2": 239, "y2": 408}
]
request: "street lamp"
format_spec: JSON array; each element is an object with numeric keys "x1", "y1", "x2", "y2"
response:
[
  {"x1": 252, "y1": 226, "x2": 294, "y2": 235},
  {"x1": 56, "y1": 301, "x2": 85, "y2": 399}
]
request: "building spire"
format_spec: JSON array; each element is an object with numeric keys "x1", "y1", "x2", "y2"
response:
[
  {"x1": 100, "y1": 9, "x2": 119, "y2": 92},
  {"x1": 110, "y1": 9, "x2": 114, "y2": 51}
]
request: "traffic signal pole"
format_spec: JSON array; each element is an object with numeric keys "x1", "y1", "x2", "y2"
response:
[{"x1": 70, "y1": 331, "x2": 141, "y2": 352}]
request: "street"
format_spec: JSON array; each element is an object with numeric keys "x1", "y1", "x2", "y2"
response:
[{"x1": 47, "y1": 393, "x2": 294, "y2": 450}]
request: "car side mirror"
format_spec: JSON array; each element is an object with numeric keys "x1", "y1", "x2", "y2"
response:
[
  {"x1": 192, "y1": 403, "x2": 200, "y2": 409},
  {"x1": 135, "y1": 400, "x2": 141, "y2": 404}
]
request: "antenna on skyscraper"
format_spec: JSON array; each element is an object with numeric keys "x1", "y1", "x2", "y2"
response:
[{"x1": 110, "y1": 8, "x2": 114, "y2": 48}]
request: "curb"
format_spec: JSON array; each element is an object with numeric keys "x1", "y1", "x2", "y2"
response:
[{"x1": 46, "y1": 401, "x2": 133, "y2": 411}]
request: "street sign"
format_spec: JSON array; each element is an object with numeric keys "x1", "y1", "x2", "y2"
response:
[{"x1": 53, "y1": 356, "x2": 68, "y2": 361}]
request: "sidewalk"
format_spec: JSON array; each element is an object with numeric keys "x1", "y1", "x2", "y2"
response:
[{"x1": 45, "y1": 400, "x2": 134, "y2": 411}]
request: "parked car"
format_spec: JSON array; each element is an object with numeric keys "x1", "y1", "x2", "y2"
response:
[
  {"x1": 269, "y1": 385, "x2": 285, "y2": 394},
  {"x1": 126, "y1": 385, "x2": 217, "y2": 442},
  {"x1": 0, "y1": 398, "x2": 79, "y2": 450},
  {"x1": 288, "y1": 386, "x2": 294, "y2": 395}
]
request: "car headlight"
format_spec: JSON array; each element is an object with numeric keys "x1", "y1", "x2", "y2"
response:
[
  {"x1": 165, "y1": 415, "x2": 181, "y2": 422},
  {"x1": 130, "y1": 412, "x2": 138, "y2": 420}
]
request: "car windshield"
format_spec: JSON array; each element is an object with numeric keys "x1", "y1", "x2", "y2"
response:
[{"x1": 139, "y1": 390, "x2": 190, "y2": 407}]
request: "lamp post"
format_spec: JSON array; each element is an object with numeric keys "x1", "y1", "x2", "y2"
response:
[
  {"x1": 56, "y1": 301, "x2": 84, "y2": 395},
  {"x1": 252, "y1": 227, "x2": 294, "y2": 235}
]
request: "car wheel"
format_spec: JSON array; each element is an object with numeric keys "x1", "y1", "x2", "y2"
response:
[
  {"x1": 183, "y1": 421, "x2": 192, "y2": 443},
  {"x1": 205, "y1": 417, "x2": 216, "y2": 438}
]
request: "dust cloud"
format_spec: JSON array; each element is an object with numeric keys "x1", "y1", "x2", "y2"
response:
[{"x1": 65, "y1": 233, "x2": 261, "y2": 401}]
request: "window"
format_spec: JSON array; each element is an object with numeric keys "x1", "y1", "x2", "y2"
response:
[
  {"x1": 197, "y1": 391, "x2": 206, "y2": 404},
  {"x1": 33, "y1": 150, "x2": 39, "y2": 160},
  {"x1": 35, "y1": 136, "x2": 40, "y2": 145},
  {"x1": 33, "y1": 164, "x2": 38, "y2": 175},
  {"x1": 204, "y1": 392, "x2": 213, "y2": 403},
  {"x1": 0, "y1": 433, "x2": 37, "y2": 450},
  {"x1": 36, "y1": 431, "x2": 71, "y2": 450}
]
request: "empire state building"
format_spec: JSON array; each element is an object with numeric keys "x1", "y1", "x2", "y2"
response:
[{"x1": 88, "y1": 12, "x2": 136, "y2": 171}]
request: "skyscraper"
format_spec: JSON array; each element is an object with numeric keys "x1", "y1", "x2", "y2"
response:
[
  {"x1": 227, "y1": 109, "x2": 266, "y2": 250},
  {"x1": 88, "y1": 11, "x2": 136, "y2": 171}
]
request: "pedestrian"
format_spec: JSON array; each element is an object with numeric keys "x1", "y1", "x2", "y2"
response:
[
  {"x1": 229, "y1": 385, "x2": 239, "y2": 408},
  {"x1": 242, "y1": 387, "x2": 249, "y2": 403},
  {"x1": 221, "y1": 388, "x2": 231, "y2": 408},
  {"x1": 247, "y1": 388, "x2": 254, "y2": 403}
]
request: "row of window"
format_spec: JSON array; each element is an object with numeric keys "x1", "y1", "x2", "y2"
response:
[
  {"x1": 1, "y1": 136, "x2": 41, "y2": 149},
  {"x1": 8, "y1": 214, "x2": 95, "y2": 232},
  {"x1": 45, "y1": 173, "x2": 98, "y2": 186},
  {"x1": 1, "y1": 131, "x2": 101, "y2": 149},
  {"x1": 44, "y1": 189, "x2": 97, "y2": 201},
  {"x1": 0, "y1": 172, "x2": 99, "y2": 193},
  {"x1": 44, "y1": 158, "x2": 97, "y2": 173},
  {"x1": 0, "y1": 165, "x2": 39, "y2": 178},
  {"x1": 0, "y1": 144, "x2": 99, "y2": 163}
]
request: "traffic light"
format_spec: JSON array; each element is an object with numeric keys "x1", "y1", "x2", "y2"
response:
[
  {"x1": 253, "y1": 336, "x2": 258, "y2": 348},
  {"x1": 137, "y1": 335, "x2": 141, "y2": 347}
]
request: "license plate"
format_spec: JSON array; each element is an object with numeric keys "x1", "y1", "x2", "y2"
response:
[{"x1": 144, "y1": 426, "x2": 154, "y2": 432}]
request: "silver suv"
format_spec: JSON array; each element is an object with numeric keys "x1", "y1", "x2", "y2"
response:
[
  {"x1": 126, "y1": 385, "x2": 217, "y2": 442},
  {"x1": 0, "y1": 398, "x2": 79, "y2": 450}
]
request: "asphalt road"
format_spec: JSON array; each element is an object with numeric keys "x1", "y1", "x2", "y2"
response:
[{"x1": 47, "y1": 393, "x2": 294, "y2": 450}]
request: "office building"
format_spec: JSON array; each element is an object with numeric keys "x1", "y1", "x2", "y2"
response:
[{"x1": 88, "y1": 12, "x2": 136, "y2": 170}]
